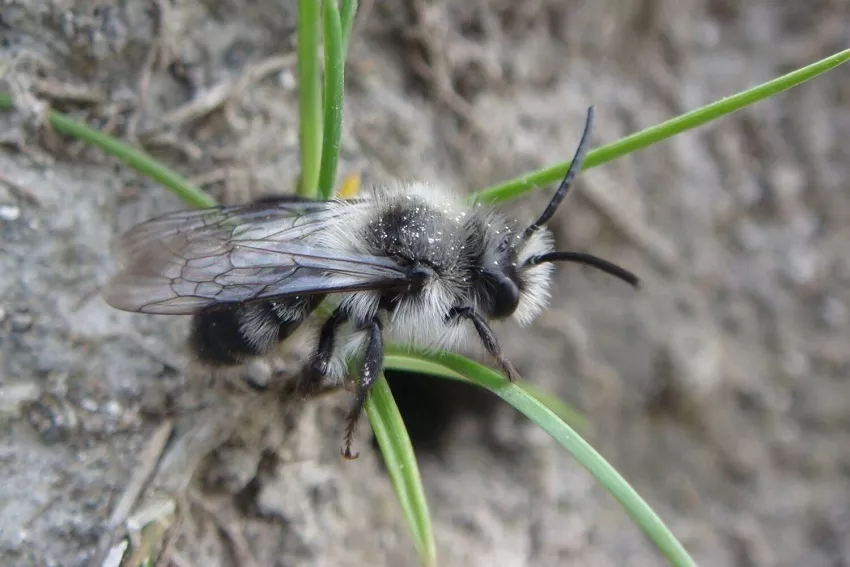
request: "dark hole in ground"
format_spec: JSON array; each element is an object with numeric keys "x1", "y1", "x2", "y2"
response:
[{"x1": 369, "y1": 369, "x2": 502, "y2": 457}]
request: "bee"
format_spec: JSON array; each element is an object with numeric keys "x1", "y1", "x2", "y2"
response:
[{"x1": 103, "y1": 106, "x2": 639, "y2": 459}]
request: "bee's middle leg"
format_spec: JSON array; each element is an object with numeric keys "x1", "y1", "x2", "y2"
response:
[{"x1": 295, "y1": 306, "x2": 349, "y2": 398}]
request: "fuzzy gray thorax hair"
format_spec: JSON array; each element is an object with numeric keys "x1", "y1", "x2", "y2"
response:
[{"x1": 315, "y1": 182, "x2": 555, "y2": 352}]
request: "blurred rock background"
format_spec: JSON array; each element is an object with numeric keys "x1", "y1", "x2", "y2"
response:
[{"x1": 1, "y1": 1, "x2": 848, "y2": 565}]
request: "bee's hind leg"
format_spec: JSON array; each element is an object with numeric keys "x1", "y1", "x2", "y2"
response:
[{"x1": 341, "y1": 317, "x2": 384, "y2": 460}]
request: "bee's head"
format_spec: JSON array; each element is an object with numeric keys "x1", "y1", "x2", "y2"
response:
[
  {"x1": 479, "y1": 106, "x2": 639, "y2": 324},
  {"x1": 476, "y1": 226, "x2": 554, "y2": 324}
]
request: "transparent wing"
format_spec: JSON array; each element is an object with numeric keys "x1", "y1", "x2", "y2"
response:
[
  {"x1": 110, "y1": 198, "x2": 363, "y2": 265},
  {"x1": 103, "y1": 198, "x2": 407, "y2": 314}
]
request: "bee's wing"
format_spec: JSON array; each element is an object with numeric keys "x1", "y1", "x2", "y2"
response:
[
  {"x1": 110, "y1": 198, "x2": 361, "y2": 265},
  {"x1": 103, "y1": 198, "x2": 407, "y2": 314}
]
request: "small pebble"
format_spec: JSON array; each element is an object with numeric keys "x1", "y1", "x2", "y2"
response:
[
  {"x1": 0, "y1": 204, "x2": 21, "y2": 221},
  {"x1": 768, "y1": 164, "x2": 805, "y2": 209},
  {"x1": 817, "y1": 295, "x2": 848, "y2": 329},
  {"x1": 735, "y1": 178, "x2": 764, "y2": 207},
  {"x1": 104, "y1": 400, "x2": 123, "y2": 416},
  {"x1": 694, "y1": 21, "x2": 721, "y2": 48},
  {"x1": 781, "y1": 349, "x2": 809, "y2": 380},
  {"x1": 0, "y1": 382, "x2": 43, "y2": 418},
  {"x1": 661, "y1": 323, "x2": 726, "y2": 406},
  {"x1": 278, "y1": 69, "x2": 296, "y2": 90},
  {"x1": 781, "y1": 245, "x2": 819, "y2": 286},
  {"x1": 788, "y1": 210, "x2": 819, "y2": 239},
  {"x1": 11, "y1": 312, "x2": 34, "y2": 332},
  {"x1": 734, "y1": 220, "x2": 766, "y2": 252}
]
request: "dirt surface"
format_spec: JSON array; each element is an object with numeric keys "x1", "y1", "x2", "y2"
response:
[{"x1": 2, "y1": 1, "x2": 849, "y2": 566}]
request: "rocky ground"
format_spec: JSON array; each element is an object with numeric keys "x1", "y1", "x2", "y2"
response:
[{"x1": 1, "y1": 1, "x2": 849, "y2": 566}]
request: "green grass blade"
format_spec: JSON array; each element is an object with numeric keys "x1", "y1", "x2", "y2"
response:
[
  {"x1": 471, "y1": 48, "x2": 850, "y2": 205},
  {"x1": 317, "y1": 0, "x2": 345, "y2": 200},
  {"x1": 386, "y1": 347, "x2": 696, "y2": 567},
  {"x1": 511, "y1": 378, "x2": 592, "y2": 434},
  {"x1": 366, "y1": 374, "x2": 438, "y2": 567},
  {"x1": 297, "y1": 0, "x2": 323, "y2": 198},
  {"x1": 0, "y1": 93, "x2": 216, "y2": 208},
  {"x1": 383, "y1": 350, "x2": 590, "y2": 433},
  {"x1": 340, "y1": 0, "x2": 359, "y2": 57}
]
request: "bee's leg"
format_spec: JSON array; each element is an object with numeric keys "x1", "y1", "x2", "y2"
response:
[
  {"x1": 296, "y1": 306, "x2": 349, "y2": 397},
  {"x1": 341, "y1": 317, "x2": 384, "y2": 460},
  {"x1": 447, "y1": 306, "x2": 520, "y2": 382}
]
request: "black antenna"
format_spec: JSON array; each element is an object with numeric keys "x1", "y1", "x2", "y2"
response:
[
  {"x1": 521, "y1": 105, "x2": 595, "y2": 241},
  {"x1": 525, "y1": 251, "x2": 640, "y2": 288}
]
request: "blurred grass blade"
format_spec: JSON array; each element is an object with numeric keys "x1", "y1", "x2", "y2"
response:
[
  {"x1": 387, "y1": 347, "x2": 696, "y2": 567},
  {"x1": 297, "y1": 0, "x2": 323, "y2": 198},
  {"x1": 340, "y1": 0, "x2": 359, "y2": 57},
  {"x1": 471, "y1": 48, "x2": 850, "y2": 205},
  {"x1": 317, "y1": 0, "x2": 345, "y2": 200},
  {"x1": 0, "y1": 93, "x2": 215, "y2": 208},
  {"x1": 366, "y1": 375, "x2": 438, "y2": 567},
  {"x1": 383, "y1": 350, "x2": 590, "y2": 433}
]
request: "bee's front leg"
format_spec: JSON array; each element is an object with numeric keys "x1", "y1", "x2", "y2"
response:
[
  {"x1": 341, "y1": 317, "x2": 384, "y2": 460},
  {"x1": 447, "y1": 306, "x2": 520, "y2": 382}
]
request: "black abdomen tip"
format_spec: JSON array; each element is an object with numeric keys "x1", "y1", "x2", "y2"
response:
[
  {"x1": 188, "y1": 296, "x2": 326, "y2": 367},
  {"x1": 189, "y1": 307, "x2": 264, "y2": 366}
]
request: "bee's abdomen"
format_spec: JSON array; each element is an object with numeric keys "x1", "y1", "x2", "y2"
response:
[
  {"x1": 189, "y1": 296, "x2": 325, "y2": 366},
  {"x1": 190, "y1": 307, "x2": 259, "y2": 365}
]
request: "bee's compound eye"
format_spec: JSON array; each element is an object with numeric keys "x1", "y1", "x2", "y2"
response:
[{"x1": 492, "y1": 274, "x2": 520, "y2": 319}]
